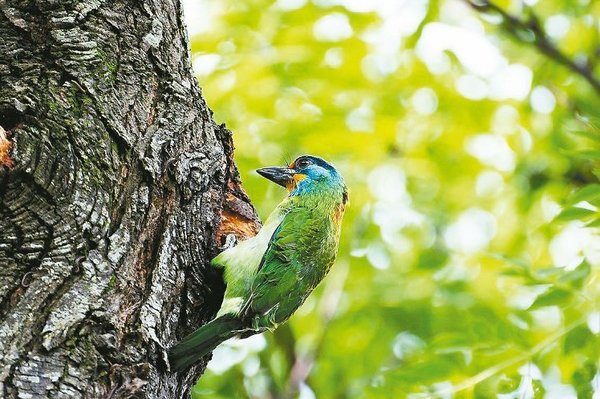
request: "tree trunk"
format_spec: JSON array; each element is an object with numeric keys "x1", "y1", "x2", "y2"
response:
[{"x1": 0, "y1": 1, "x2": 259, "y2": 397}]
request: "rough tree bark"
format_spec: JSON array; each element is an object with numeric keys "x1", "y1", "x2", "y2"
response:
[{"x1": 0, "y1": 0, "x2": 260, "y2": 397}]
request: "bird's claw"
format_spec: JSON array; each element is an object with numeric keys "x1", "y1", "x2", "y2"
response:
[{"x1": 219, "y1": 234, "x2": 238, "y2": 250}]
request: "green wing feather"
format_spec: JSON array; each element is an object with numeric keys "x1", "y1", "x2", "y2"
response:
[
  {"x1": 242, "y1": 203, "x2": 335, "y2": 327},
  {"x1": 210, "y1": 196, "x2": 296, "y2": 315}
]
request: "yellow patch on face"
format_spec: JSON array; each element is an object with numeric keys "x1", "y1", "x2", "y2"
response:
[
  {"x1": 293, "y1": 173, "x2": 307, "y2": 183},
  {"x1": 286, "y1": 173, "x2": 307, "y2": 191}
]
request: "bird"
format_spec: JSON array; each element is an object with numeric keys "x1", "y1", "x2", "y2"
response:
[{"x1": 169, "y1": 155, "x2": 348, "y2": 371}]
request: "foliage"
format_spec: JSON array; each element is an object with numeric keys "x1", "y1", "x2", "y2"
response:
[{"x1": 185, "y1": 0, "x2": 600, "y2": 397}]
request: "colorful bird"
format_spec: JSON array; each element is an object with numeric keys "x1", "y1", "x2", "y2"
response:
[{"x1": 169, "y1": 155, "x2": 348, "y2": 371}]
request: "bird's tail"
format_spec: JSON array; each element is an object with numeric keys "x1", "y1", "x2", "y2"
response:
[{"x1": 168, "y1": 314, "x2": 244, "y2": 371}]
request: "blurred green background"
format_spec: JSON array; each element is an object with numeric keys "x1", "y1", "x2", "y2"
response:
[{"x1": 183, "y1": 0, "x2": 600, "y2": 397}]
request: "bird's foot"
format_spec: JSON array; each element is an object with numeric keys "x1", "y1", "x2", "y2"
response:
[{"x1": 219, "y1": 233, "x2": 238, "y2": 250}]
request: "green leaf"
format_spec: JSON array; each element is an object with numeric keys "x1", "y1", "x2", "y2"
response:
[
  {"x1": 586, "y1": 218, "x2": 600, "y2": 227},
  {"x1": 530, "y1": 288, "x2": 571, "y2": 308},
  {"x1": 577, "y1": 115, "x2": 600, "y2": 131},
  {"x1": 572, "y1": 150, "x2": 600, "y2": 160},
  {"x1": 558, "y1": 261, "x2": 591, "y2": 288},
  {"x1": 501, "y1": 267, "x2": 530, "y2": 278},
  {"x1": 563, "y1": 325, "x2": 592, "y2": 354},
  {"x1": 554, "y1": 207, "x2": 596, "y2": 222},
  {"x1": 572, "y1": 360, "x2": 596, "y2": 398},
  {"x1": 417, "y1": 247, "x2": 448, "y2": 270},
  {"x1": 566, "y1": 184, "x2": 600, "y2": 205},
  {"x1": 495, "y1": 254, "x2": 531, "y2": 270},
  {"x1": 535, "y1": 266, "x2": 565, "y2": 280},
  {"x1": 570, "y1": 129, "x2": 600, "y2": 142}
]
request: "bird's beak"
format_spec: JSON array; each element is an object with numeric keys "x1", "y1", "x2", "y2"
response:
[{"x1": 256, "y1": 166, "x2": 295, "y2": 188}]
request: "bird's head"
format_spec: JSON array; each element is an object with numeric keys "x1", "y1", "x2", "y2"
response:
[{"x1": 257, "y1": 155, "x2": 347, "y2": 203}]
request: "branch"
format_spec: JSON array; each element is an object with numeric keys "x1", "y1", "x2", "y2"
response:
[{"x1": 465, "y1": 0, "x2": 600, "y2": 95}]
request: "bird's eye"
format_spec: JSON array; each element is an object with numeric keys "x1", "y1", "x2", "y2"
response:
[{"x1": 296, "y1": 158, "x2": 311, "y2": 169}]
